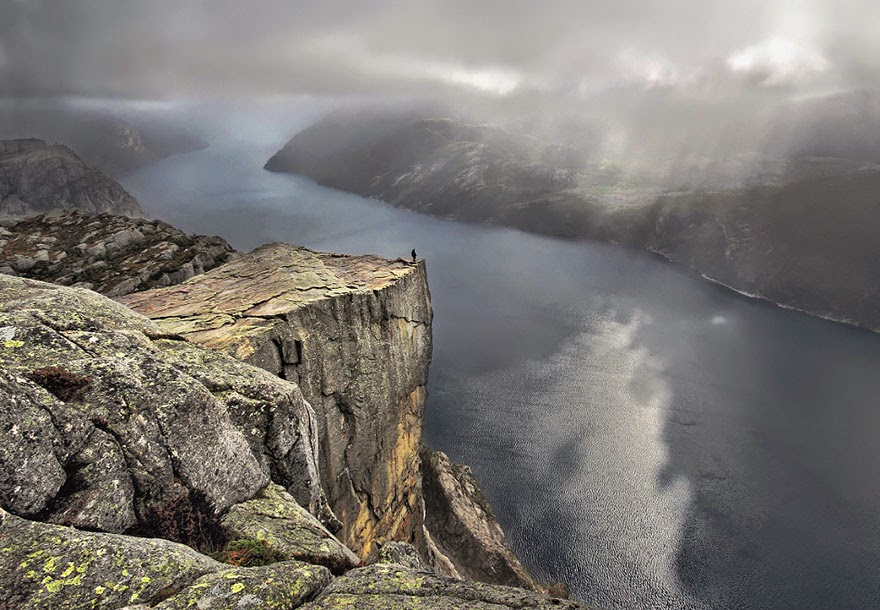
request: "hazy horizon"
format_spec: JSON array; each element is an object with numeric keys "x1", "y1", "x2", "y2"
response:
[{"x1": 5, "y1": 1, "x2": 880, "y2": 167}]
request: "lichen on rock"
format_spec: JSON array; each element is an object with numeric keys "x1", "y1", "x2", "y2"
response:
[
  {"x1": 0, "y1": 508, "x2": 222, "y2": 610},
  {"x1": 220, "y1": 484, "x2": 358, "y2": 575},
  {"x1": 0, "y1": 273, "x2": 324, "y2": 544},
  {"x1": 152, "y1": 561, "x2": 331, "y2": 610},
  {"x1": 301, "y1": 563, "x2": 592, "y2": 610}
]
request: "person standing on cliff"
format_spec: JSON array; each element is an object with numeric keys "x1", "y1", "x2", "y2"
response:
[{"x1": 411, "y1": 248, "x2": 417, "y2": 262}]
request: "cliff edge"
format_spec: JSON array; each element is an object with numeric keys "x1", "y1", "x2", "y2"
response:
[
  {"x1": 0, "y1": 264, "x2": 591, "y2": 609},
  {"x1": 119, "y1": 242, "x2": 544, "y2": 591}
]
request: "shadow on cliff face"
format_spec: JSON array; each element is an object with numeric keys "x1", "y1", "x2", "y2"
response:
[{"x1": 644, "y1": 295, "x2": 880, "y2": 609}]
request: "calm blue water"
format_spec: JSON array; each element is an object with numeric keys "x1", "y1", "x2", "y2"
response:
[{"x1": 119, "y1": 100, "x2": 880, "y2": 610}]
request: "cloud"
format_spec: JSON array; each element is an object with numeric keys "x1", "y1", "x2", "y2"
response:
[
  {"x1": 0, "y1": 0, "x2": 878, "y2": 107},
  {"x1": 727, "y1": 37, "x2": 829, "y2": 86}
]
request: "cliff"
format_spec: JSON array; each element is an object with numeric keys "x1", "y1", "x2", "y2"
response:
[
  {"x1": 0, "y1": 139, "x2": 144, "y2": 217},
  {"x1": 118, "y1": 243, "x2": 543, "y2": 590},
  {"x1": 120, "y1": 244, "x2": 432, "y2": 557},
  {"x1": 0, "y1": 211, "x2": 236, "y2": 296},
  {"x1": 0, "y1": 270, "x2": 591, "y2": 609},
  {"x1": 266, "y1": 109, "x2": 880, "y2": 332},
  {"x1": 421, "y1": 448, "x2": 542, "y2": 590}
]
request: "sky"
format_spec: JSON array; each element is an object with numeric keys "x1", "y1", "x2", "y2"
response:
[{"x1": 2, "y1": 0, "x2": 879, "y2": 101}]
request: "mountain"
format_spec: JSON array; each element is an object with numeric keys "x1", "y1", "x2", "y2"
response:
[
  {"x1": 265, "y1": 113, "x2": 577, "y2": 222},
  {"x1": 266, "y1": 106, "x2": 880, "y2": 332},
  {"x1": 0, "y1": 138, "x2": 144, "y2": 217},
  {"x1": 0, "y1": 102, "x2": 207, "y2": 176}
]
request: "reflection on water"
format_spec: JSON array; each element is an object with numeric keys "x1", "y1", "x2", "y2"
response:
[{"x1": 119, "y1": 104, "x2": 880, "y2": 609}]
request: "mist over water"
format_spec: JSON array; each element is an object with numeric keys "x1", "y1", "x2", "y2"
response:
[
  {"x1": 6, "y1": 2, "x2": 880, "y2": 607},
  {"x1": 118, "y1": 103, "x2": 880, "y2": 610}
]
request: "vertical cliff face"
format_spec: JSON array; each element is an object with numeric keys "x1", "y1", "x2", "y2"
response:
[
  {"x1": 120, "y1": 244, "x2": 433, "y2": 559},
  {"x1": 0, "y1": 271, "x2": 587, "y2": 609}
]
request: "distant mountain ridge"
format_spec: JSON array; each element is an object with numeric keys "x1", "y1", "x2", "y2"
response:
[
  {"x1": 0, "y1": 138, "x2": 144, "y2": 217},
  {"x1": 266, "y1": 106, "x2": 880, "y2": 332},
  {"x1": 266, "y1": 114, "x2": 576, "y2": 222},
  {"x1": 0, "y1": 102, "x2": 207, "y2": 176}
]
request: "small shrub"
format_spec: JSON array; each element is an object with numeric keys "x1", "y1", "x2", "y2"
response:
[
  {"x1": 27, "y1": 366, "x2": 92, "y2": 402},
  {"x1": 138, "y1": 490, "x2": 225, "y2": 554},
  {"x1": 212, "y1": 539, "x2": 286, "y2": 567}
]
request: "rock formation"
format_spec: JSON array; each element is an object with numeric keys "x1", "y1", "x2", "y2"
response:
[
  {"x1": 0, "y1": 139, "x2": 144, "y2": 217},
  {"x1": 0, "y1": 269, "x2": 590, "y2": 609},
  {"x1": 421, "y1": 448, "x2": 539, "y2": 590},
  {"x1": 0, "y1": 207, "x2": 549, "y2": 596},
  {"x1": 1, "y1": 506, "x2": 593, "y2": 610},
  {"x1": 300, "y1": 562, "x2": 588, "y2": 610},
  {"x1": 0, "y1": 211, "x2": 236, "y2": 296},
  {"x1": 120, "y1": 244, "x2": 433, "y2": 560},
  {"x1": 119, "y1": 243, "x2": 550, "y2": 591},
  {"x1": 0, "y1": 507, "x2": 333, "y2": 610},
  {"x1": 0, "y1": 103, "x2": 208, "y2": 176},
  {"x1": 0, "y1": 273, "x2": 341, "y2": 544}
]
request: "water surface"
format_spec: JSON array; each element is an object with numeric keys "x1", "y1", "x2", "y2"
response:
[{"x1": 120, "y1": 102, "x2": 880, "y2": 610}]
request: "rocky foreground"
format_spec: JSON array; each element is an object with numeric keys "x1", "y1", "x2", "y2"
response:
[
  {"x1": 0, "y1": 211, "x2": 235, "y2": 296},
  {"x1": 267, "y1": 108, "x2": 880, "y2": 332},
  {"x1": 0, "y1": 139, "x2": 144, "y2": 217},
  {"x1": 119, "y1": 243, "x2": 541, "y2": 591},
  {"x1": 0, "y1": 230, "x2": 581, "y2": 607}
]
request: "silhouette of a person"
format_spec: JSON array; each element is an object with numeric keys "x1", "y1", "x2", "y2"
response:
[{"x1": 411, "y1": 248, "x2": 417, "y2": 262}]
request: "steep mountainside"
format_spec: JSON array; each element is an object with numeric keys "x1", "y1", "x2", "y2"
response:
[
  {"x1": 0, "y1": 103, "x2": 207, "y2": 176},
  {"x1": 121, "y1": 244, "x2": 433, "y2": 560},
  {"x1": 119, "y1": 243, "x2": 544, "y2": 591},
  {"x1": 265, "y1": 113, "x2": 575, "y2": 222},
  {"x1": 0, "y1": 273, "x2": 590, "y2": 609},
  {"x1": 267, "y1": 109, "x2": 880, "y2": 331},
  {"x1": 0, "y1": 211, "x2": 235, "y2": 296},
  {"x1": 0, "y1": 139, "x2": 144, "y2": 217}
]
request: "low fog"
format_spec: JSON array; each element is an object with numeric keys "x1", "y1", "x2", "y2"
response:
[{"x1": 3, "y1": 1, "x2": 880, "y2": 170}]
